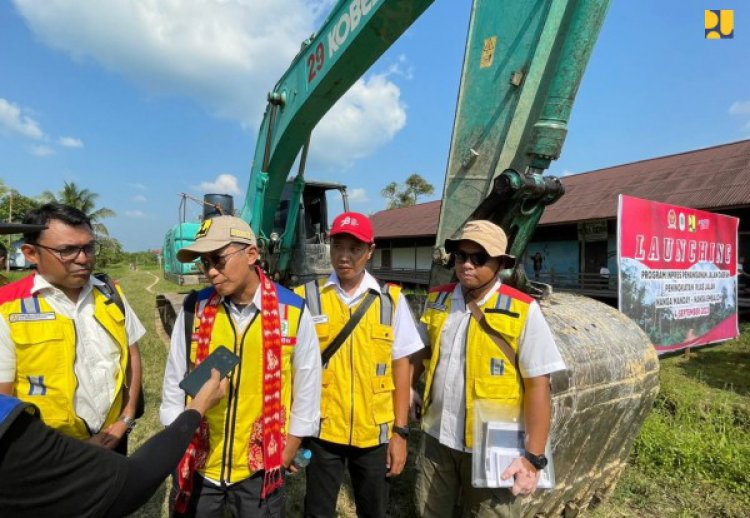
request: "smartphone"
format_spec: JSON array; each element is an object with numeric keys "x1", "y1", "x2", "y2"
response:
[{"x1": 179, "y1": 345, "x2": 240, "y2": 398}]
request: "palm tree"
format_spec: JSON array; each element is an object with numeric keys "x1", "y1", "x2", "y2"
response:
[{"x1": 41, "y1": 181, "x2": 116, "y2": 236}]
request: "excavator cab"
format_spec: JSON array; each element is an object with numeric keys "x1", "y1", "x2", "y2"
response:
[{"x1": 270, "y1": 180, "x2": 348, "y2": 284}]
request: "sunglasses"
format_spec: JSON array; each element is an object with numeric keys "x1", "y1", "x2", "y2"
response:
[
  {"x1": 199, "y1": 246, "x2": 248, "y2": 272},
  {"x1": 453, "y1": 249, "x2": 490, "y2": 267}
]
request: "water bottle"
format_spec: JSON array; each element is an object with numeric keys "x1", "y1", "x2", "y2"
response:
[{"x1": 293, "y1": 448, "x2": 312, "y2": 468}]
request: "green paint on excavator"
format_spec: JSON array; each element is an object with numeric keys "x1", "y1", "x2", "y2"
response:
[{"x1": 431, "y1": 0, "x2": 611, "y2": 288}]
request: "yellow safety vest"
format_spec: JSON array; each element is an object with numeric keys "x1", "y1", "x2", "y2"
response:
[
  {"x1": 186, "y1": 284, "x2": 303, "y2": 483},
  {"x1": 0, "y1": 274, "x2": 129, "y2": 440},
  {"x1": 295, "y1": 278, "x2": 401, "y2": 448},
  {"x1": 421, "y1": 282, "x2": 532, "y2": 449}
]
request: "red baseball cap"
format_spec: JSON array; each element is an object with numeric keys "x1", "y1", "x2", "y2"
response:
[{"x1": 330, "y1": 212, "x2": 374, "y2": 244}]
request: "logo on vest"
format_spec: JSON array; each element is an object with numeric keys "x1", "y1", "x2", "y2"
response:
[
  {"x1": 27, "y1": 375, "x2": 47, "y2": 396},
  {"x1": 8, "y1": 312, "x2": 56, "y2": 323},
  {"x1": 490, "y1": 358, "x2": 505, "y2": 376}
]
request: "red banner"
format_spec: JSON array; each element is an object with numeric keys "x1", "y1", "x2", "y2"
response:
[{"x1": 617, "y1": 195, "x2": 739, "y2": 353}]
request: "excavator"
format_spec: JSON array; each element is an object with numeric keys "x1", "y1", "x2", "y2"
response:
[{"x1": 158, "y1": 1, "x2": 659, "y2": 515}]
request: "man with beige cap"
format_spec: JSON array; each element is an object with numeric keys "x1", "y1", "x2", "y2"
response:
[
  {"x1": 412, "y1": 220, "x2": 565, "y2": 517},
  {"x1": 160, "y1": 215, "x2": 321, "y2": 518}
]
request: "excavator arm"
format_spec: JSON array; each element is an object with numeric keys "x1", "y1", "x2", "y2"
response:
[
  {"x1": 240, "y1": 0, "x2": 610, "y2": 285},
  {"x1": 241, "y1": 0, "x2": 433, "y2": 274},
  {"x1": 430, "y1": 0, "x2": 611, "y2": 288}
]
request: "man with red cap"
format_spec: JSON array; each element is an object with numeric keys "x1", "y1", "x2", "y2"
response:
[{"x1": 294, "y1": 211, "x2": 424, "y2": 518}]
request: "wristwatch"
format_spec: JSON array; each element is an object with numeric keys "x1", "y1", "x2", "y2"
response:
[
  {"x1": 523, "y1": 451, "x2": 548, "y2": 470},
  {"x1": 119, "y1": 415, "x2": 137, "y2": 435},
  {"x1": 392, "y1": 425, "x2": 409, "y2": 439}
]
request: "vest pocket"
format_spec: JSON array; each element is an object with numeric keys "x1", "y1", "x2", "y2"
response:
[
  {"x1": 473, "y1": 377, "x2": 521, "y2": 400},
  {"x1": 320, "y1": 369, "x2": 335, "y2": 419},
  {"x1": 315, "y1": 322, "x2": 330, "y2": 340},
  {"x1": 369, "y1": 323, "x2": 394, "y2": 365},
  {"x1": 12, "y1": 324, "x2": 65, "y2": 376},
  {"x1": 483, "y1": 312, "x2": 522, "y2": 340},
  {"x1": 371, "y1": 375, "x2": 395, "y2": 425}
]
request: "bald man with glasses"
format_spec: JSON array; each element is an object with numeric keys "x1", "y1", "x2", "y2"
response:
[{"x1": 0, "y1": 203, "x2": 145, "y2": 453}]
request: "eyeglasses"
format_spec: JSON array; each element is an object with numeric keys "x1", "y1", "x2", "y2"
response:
[
  {"x1": 454, "y1": 249, "x2": 490, "y2": 267},
  {"x1": 199, "y1": 246, "x2": 248, "y2": 272},
  {"x1": 33, "y1": 242, "x2": 100, "y2": 262}
]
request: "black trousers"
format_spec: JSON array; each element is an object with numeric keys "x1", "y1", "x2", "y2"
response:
[
  {"x1": 171, "y1": 471, "x2": 284, "y2": 518},
  {"x1": 304, "y1": 438, "x2": 389, "y2": 518}
]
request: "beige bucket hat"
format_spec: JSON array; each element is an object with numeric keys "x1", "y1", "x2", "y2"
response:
[
  {"x1": 177, "y1": 215, "x2": 256, "y2": 263},
  {"x1": 444, "y1": 220, "x2": 516, "y2": 267}
]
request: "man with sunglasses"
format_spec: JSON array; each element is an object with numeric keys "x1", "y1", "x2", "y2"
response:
[
  {"x1": 412, "y1": 220, "x2": 565, "y2": 517},
  {"x1": 160, "y1": 215, "x2": 321, "y2": 518},
  {"x1": 0, "y1": 203, "x2": 145, "y2": 452},
  {"x1": 294, "y1": 212, "x2": 423, "y2": 518}
]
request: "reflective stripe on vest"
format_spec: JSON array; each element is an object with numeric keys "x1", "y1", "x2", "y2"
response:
[{"x1": 302, "y1": 279, "x2": 394, "y2": 325}]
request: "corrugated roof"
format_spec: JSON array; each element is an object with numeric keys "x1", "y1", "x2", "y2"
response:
[
  {"x1": 370, "y1": 139, "x2": 750, "y2": 238},
  {"x1": 541, "y1": 139, "x2": 750, "y2": 224},
  {"x1": 371, "y1": 200, "x2": 441, "y2": 238}
]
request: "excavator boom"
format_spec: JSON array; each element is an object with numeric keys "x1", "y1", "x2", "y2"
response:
[{"x1": 241, "y1": 0, "x2": 433, "y2": 269}]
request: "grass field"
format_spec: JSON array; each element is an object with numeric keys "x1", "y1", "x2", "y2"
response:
[{"x1": 83, "y1": 265, "x2": 750, "y2": 517}]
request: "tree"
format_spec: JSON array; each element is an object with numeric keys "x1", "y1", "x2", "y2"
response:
[
  {"x1": 0, "y1": 189, "x2": 40, "y2": 223},
  {"x1": 41, "y1": 181, "x2": 116, "y2": 236},
  {"x1": 97, "y1": 237, "x2": 124, "y2": 267},
  {"x1": 381, "y1": 174, "x2": 435, "y2": 209}
]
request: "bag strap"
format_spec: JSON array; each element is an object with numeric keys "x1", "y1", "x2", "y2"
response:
[
  {"x1": 182, "y1": 290, "x2": 199, "y2": 374},
  {"x1": 94, "y1": 272, "x2": 146, "y2": 417},
  {"x1": 94, "y1": 273, "x2": 125, "y2": 316},
  {"x1": 320, "y1": 289, "x2": 379, "y2": 366},
  {"x1": 467, "y1": 300, "x2": 518, "y2": 367}
]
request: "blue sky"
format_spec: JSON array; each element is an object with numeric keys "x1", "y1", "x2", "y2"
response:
[{"x1": 0, "y1": 0, "x2": 747, "y2": 251}]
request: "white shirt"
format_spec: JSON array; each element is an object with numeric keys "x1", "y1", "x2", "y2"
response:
[
  {"x1": 160, "y1": 285, "x2": 322, "y2": 441},
  {"x1": 422, "y1": 280, "x2": 565, "y2": 452},
  {"x1": 324, "y1": 271, "x2": 424, "y2": 360},
  {"x1": 0, "y1": 274, "x2": 146, "y2": 432}
]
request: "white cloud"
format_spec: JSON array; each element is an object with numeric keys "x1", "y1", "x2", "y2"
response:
[
  {"x1": 729, "y1": 101, "x2": 750, "y2": 133},
  {"x1": 13, "y1": 0, "x2": 408, "y2": 168},
  {"x1": 386, "y1": 54, "x2": 414, "y2": 81},
  {"x1": 729, "y1": 101, "x2": 750, "y2": 116},
  {"x1": 197, "y1": 174, "x2": 241, "y2": 196},
  {"x1": 126, "y1": 210, "x2": 146, "y2": 218},
  {"x1": 0, "y1": 98, "x2": 44, "y2": 139},
  {"x1": 128, "y1": 183, "x2": 147, "y2": 190},
  {"x1": 559, "y1": 169, "x2": 576, "y2": 177},
  {"x1": 347, "y1": 188, "x2": 368, "y2": 203},
  {"x1": 132, "y1": 194, "x2": 147, "y2": 202},
  {"x1": 311, "y1": 74, "x2": 407, "y2": 169},
  {"x1": 31, "y1": 145, "x2": 54, "y2": 157},
  {"x1": 59, "y1": 136, "x2": 83, "y2": 148},
  {"x1": 13, "y1": 0, "x2": 326, "y2": 128}
]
